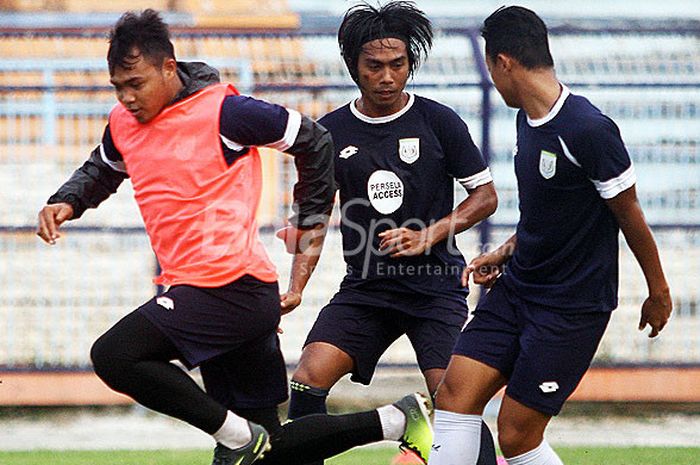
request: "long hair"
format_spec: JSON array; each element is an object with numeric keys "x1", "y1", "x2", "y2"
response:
[
  {"x1": 481, "y1": 6, "x2": 554, "y2": 69},
  {"x1": 338, "y1": 1, "x2": 433, "y2": 83},
  {"x1": 107, "y1": 9, "x2": 175, "y2": 74}
]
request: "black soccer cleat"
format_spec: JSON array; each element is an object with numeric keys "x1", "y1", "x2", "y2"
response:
[{"x1": 211, "y1": 421, "x2": 271, "y2": 465}]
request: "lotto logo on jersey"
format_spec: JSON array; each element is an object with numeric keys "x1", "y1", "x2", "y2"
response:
[
  {"x1": 340, "y1": 145, "x2": 358, "y2": 159},
  {"x1": 398, "y1": 138, "x2": 420, "y2": 164},
  {"x1": 367, "y1": 170, "x2": 404, "y2": 214}
]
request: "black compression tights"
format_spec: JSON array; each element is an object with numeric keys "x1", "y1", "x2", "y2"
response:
[
  {"x1": 90, "y1": 311, "x2": 384, "y2": 464},
  {"x1": 90, "y1": 310, "x2": 228, "y2": 433}
]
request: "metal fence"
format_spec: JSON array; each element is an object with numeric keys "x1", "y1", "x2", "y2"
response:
[{"x1": 1, "y1": 26, "x2": 699, "y2": 370}]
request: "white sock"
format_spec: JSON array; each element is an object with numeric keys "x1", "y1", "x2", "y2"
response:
[
  {"x1": 428, "y1": 410, "x2": 482, "y2": 465},
  {"x1": 212, "y1": 411, "x2": 253, "y2": 449},
  {"x1": 377, "y1": 404, "x2": 406, "y2": 441},
  {"x1": 505, "y1": 440, "x2": 564, "y2": 465}
]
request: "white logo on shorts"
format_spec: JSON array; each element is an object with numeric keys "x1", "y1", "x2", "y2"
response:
[
  {"x1": 367, "y1": 170, "x2": 404, "y2": 214},
  {"x1": 156, "y1": 296, "x2": 174, "y2": 311},
  {"x1": 539, "y1": 381, "x2": 559, "y2": 393}
]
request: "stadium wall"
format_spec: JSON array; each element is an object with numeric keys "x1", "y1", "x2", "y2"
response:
[{"x1": 0, "y1": 26, "x2": 698, "y2": 405}]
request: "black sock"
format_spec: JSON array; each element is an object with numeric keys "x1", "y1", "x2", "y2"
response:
[
  {"x1": 234, "y1": 406, "x2": 283, "y2": 437},
  {"x1": 258, "y1": 411, "x2": 383, "y2": 465},
  {"x1": 286, "y1": 380, "x2": 330, "y2": 465},
  {"x1": 476, "y1": 420, "x2": 497, "y2": 465},
  {"x1": 287, "y1": 380, "x2": 329, "y2": 419}
]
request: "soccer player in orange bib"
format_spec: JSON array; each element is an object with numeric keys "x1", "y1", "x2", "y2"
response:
[{"x1": 37, "y1": 9, "x2": 434, "y2": 465}]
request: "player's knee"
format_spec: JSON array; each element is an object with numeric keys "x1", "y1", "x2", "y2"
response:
[
  {"x1": 90, "y1": 336, "x2": 114, "y2": 382},
  {"x1": 433, "y1": 377, "x2": 460, "y2": 411},
  {"x1": 497, "y1": 417, "x2": 540, "y2": 456},
  {"x1": 90, "y1": 334, "x2": 130, "y2": 390},
  {"x1": 293, "y1": 351, "x2": 349, "y2": 389},
  {"x1": 292, "y1": 363, "x2": 331, "y2": 389}
]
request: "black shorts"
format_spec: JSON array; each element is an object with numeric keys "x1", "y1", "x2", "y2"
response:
[
  {"x1": 454, "y1": 281, "x2": 610, "y2": 416},
  {"x1": 304, "y1": 290, "x2": 468, "y2": 385},
  {"x1": 138, "y1": 275, "x2": 288, "y2": 409}
]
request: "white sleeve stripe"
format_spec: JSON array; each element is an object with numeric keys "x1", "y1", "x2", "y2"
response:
[
  {"x1": 592, "y1": 164, "x2": 636, "y2": 199},
  {"x1": 457, "y1": 167, "x2": 493, "y2": 190},
  {"x1": 99, "y1": 143, "x2": 127, "y2": 173},
  {"x1": 266, "y1": 109, "x2": 302, "y2": 151},
  {"x1": 220, "y1": 133, "x2": 246, "y2": 151},
  {"x1": 558, "y1": 136, "x2": 581, "y2": 168}
]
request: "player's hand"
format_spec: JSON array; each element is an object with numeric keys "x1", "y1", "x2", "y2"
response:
[
  {"x1": 638, "y1": 289, "x2": 672, "y2": 338},
  {"x1": 276, "y1": 224, "x2": 325, "y2": 255},
  {"x1": 463, "y1": 252, "x2": 504, "y2": 288},
  {"x1": 36, "y1": 202, "x2": 74, "y2": 245},
  {"x1": 378, "y1": 227, "x2": 430, "y2": 258},
  {"x1": 280, "y1": 291, "x2": 302, "y2": 316}
]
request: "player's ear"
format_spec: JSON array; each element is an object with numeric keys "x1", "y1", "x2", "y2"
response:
[
  {"x1": 496, "y1": 53, "x2": 513, "y2": 72},
  {"x1": 162, "y1": 57, "x2": 178, "y2": 78}
]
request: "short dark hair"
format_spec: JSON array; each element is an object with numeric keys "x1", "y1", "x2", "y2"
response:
[
  {"x1": 107, "y1": 9, "x2": 175, "y2": 74},
  {"x1": 481, "y1": 6, "x2": 554, "y2": 69},
  {"x1": 338, "y1": 1, "x2": 433, "y2": 83}
]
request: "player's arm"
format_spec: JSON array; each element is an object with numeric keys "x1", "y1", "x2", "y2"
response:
[
  {"x1": 606, "y1": 186, "x2": 672, "y2": 337},
  {"x1": 574, "y1": 115, "x2": 671, "y2": 337},
  {"x1": 380, "y1": 181, "x2": 497, "y2": 258},
  {"x1": 220, "y1": 96, "x2": 335, "y2": 313},
  {"x1": 464, "y1": 233, "x2": 517, "y2": 287},
  {"x1": 37, "y1": 126, "x2": 127, "y2": 244},
  {"x1": 277, "y1": 223, "x2": 327, "y2": 314},
  {"x1": 278, "y1": 115, "x2": 335, "y2": 313}
]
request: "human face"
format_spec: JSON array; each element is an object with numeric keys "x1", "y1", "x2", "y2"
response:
[
  {"x1": 110, "y1": 48, "x2": 178, "y2": 124},
  {"x1": 356, "y1": 37, "x2": 410, "y2": 117},
  {"x1": 485, "y1": 53, "x2": 520, "y2": 109}
]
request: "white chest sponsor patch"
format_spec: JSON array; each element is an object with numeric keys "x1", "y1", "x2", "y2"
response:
[{"x1": 367, "y1": 170, "x2": 404, "y2": 214}]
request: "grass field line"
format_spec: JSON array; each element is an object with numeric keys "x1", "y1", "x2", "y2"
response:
[{"x1": 1, "y1": 410, "x2": 699, "y2": 451}]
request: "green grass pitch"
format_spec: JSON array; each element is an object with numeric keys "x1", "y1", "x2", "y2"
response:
[{"x1": 0, "y1": 447, "x2": 698, "y2": 465}]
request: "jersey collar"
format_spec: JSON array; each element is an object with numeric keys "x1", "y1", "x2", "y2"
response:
[
  {"x1": 526, "y1": 84, "x2": 571, "y2": 127},
  {"x1": 350, "y1": 93, "x2": 415, "y2": 124}
]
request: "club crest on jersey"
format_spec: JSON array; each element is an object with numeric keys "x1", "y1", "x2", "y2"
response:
[
  {"x1": 539, "y1": 150, "x2": 557, "y2": 179},
  {"x1": 398, "y1": 138, "x2": 420, "y2": 164},
  {"x1": 340, "y1": 145, "x2": 358, "y2": 159}
]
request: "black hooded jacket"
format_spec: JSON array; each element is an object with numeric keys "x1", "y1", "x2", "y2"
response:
[{"x1": 48, "y1": 61, "x2": 335, "y2": 228}]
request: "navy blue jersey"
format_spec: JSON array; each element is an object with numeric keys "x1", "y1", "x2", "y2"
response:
[
  {"x1": 319, "y1": 94, "x2": 491, "y2": 304},
  {"x1": 501, "y1": 86, "x2": 636, "y2": 312}
]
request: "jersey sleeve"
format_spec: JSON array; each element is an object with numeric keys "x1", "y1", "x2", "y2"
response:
[
  {"x1": 99, "y1": 124, "x2": 127, "y2": 174},
  {"x1": 219, "y1": 95, "x2": 301, "y2": 150},
  {"x1": 434, "y1": 105, "x2": 492, "y2": 190},
  {"x1": 568, "y1": 115, "x2": 635, "y2": 199},
  {"x1": 47, "y1": 125, "x2": 128, "y2": 218}
]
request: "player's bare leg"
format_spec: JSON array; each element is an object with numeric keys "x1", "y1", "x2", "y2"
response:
[
  {"x1": 293, "y1": 342, "x2": 354, "y2": 390},
  {"x1": 429, "y1": 355, "x2": 506, "y2": 465},
  {"x1": 422, "y1": 368, "x2": 445, "y2": 396},
  {"x1": 497, "y1": 396, "x2": 561, "y2": 464}
]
